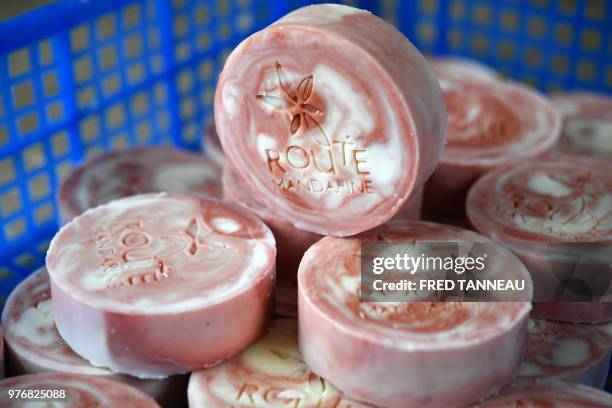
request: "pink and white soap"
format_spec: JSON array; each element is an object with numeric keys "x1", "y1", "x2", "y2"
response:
[
  {"x1": 188, "y1": 319, "x2": 372, "y2": 407},
  {"x1": 467, "y1": 156, "x2": 612, "y2": 322},
  {"x1": 516, "y1": 318, "x2": 612, "y2": 389},
  {"x1": 298, "y1": 221, "x2": 532, "y2": 408},
  {"x1": 424, "y1": 74, "x2": 560, "y2": 216},
  {"x1": 215, "y1": 4, "x2": 446, "y2": 236},
  {"x1": 46, "y1": 193, "x2": 276, "y2": 378},
  {"x1": 58, "y1": 146, "x2": 222, "y2": 224},
  {"x1": 1, "y1": 267, "x2": 188, "y2": 406}
]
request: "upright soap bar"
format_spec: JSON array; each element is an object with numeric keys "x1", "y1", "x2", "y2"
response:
[
  {"x1": 1, "y1": 267, "x2": 188, "y2": 406},
  {"x1": 552, "y1": 92, "x2": 612, "y2": 160},
  {"x1": 517, "y1": 318, "x2": 612, "y2": 389},
  {"x1": 298, "y1": 221, "x2": 532, "y2": 408},
  {"x1": 467, "y1": 156, "x2": 612, "y2": 322},
  {"x1": 58, "y1": 146, "x2": 222, "y2": 224},
  {"x1": 474, "y1": 382, "x2": 612, "y2": 407},
  {"x1": 46, "y1": 193, "x2": 276, "y2": 378},
  {"x1": 0, "y1": 373, "x2": 160, "y2": 407},
  {"x1": 215, "y1": 4, "x2": 446, "y2": 236},
  {"x1": 424, "y1": 73, "x2": 560, "y2": 216},
  {"x1": 188, "y1": 319, "x2": 372, "y2": 407}
]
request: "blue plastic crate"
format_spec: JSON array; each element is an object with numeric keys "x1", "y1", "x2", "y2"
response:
[{"x1": 0, "y1": 0, "x2": 610, "y2": 302}]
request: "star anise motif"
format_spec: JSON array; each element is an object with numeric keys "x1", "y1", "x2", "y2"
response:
[{"x1": 256, "y1": 61, "x2": 330, "y2": 146}]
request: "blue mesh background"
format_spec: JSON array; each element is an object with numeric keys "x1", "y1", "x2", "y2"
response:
[{"x1": 0, "y1": 0, "x2": 610, "y2": 303}]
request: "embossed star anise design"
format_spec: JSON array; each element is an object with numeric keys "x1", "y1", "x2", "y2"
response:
[{"x1": 256, "y1": 61, "x2": 330, "y2": 146}]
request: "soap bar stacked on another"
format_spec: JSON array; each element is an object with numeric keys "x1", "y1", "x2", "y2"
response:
[
  {"x1": 215, "y1": 3, "x2": 446, "y2": 237},
  {"x1": 424, "y1": 58, "x2": 560, "y2": 217},
  {"x1": 467, "y1": 156, "x2": 612, "y2": 322},
  {"x1": 46, "y1": 193, "x2": 276, "y2": 378},
  {"x1": 298, "y1": 221, "x2": 533, "y2": 408}
]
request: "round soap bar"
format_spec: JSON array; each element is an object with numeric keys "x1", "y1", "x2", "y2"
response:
[
  {"x1": 58, "y1": 146, "x2": 222, "y2": 224},
  {"x1": 1, "y1": 267, "x2": 188, "y2": 405},
  {"x1": 552, "y1": 92, "x2": 612, "y2": 160},
  {"x1": 46, "y1": 193, "x2": 276, "y2": 378},
  {"x1": 424, "y1": 75, "x2": 560, "y2": 216},
  {"x1": 430, "y1": 56, "x2": 499, "y2": 82},
  {"x1": 474, "y1": 382, "x2": 612, "y2": 407},
  {"x1": 223, "y1": 167, "x2": 321, "y2": 279},
  {"x1": 201, "y1": 121, "x2": 226, "y2": 167},
  {"x1": 298, "y1": 221, "x2": 532, "y2": 408},
  {"x1": 215, "y1": 4, "x2": 446, "y2": 236},
  {"x1": 466, "y1": 156, "x2": 612, "y2": 322},
  {"x1": 0, "y1": 373, "x2": 160, "y2": 407},
  {"x1": 517, "y1": 318, "x2": 612, "y2": 389},
  {"x1": 188, "y1": 319, "x2": 372, "y2": 407}
]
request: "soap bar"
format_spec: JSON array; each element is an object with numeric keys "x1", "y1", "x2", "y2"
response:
[
  {"x1": 430, "y1": 56, "x2": 499, "y2": 82},
  {"x1": 223, "y1": 167, "x2": 321, "y2": 279},
  {"x1": 475, "y1": 382, "x2": 612, "y2": 407},
  {"x1": 0, "y1": 373, "x2": 160, "y2": 407},
  {"x1": 466, "y1": 156, "x2": 612, "y2": 322},
  {"x1": 215, "y1": 4, "x2": 446, "y2": 236},
  {"x1": 188, "y1": 319, "x2": 372, "y2": 407},
  {"x1": 517, "y1": 318, "x2": 612, "y2": 389},
  {"x1": 424, "y1": 75, "x2": 560, "y2": 216},
  {"x1": 1, "y1": 267, "x2": 188, "y2": 405},
  {"x1": 552, "y1": 92, "x2": 612, "y2": 160},
  {"x1": 202, "y1": 122, "x2": 226, "y2": 167},
  {"x1": 46, "y1": 193, "x2": 276, "y2": 378},
  {"x1": 298, "y1": 221, "x2": 532, "y2": 408},
  {"x1": 58, "y1": 146, "x2": 222, "y2": 224}
]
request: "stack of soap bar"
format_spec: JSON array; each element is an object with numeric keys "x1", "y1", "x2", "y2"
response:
[
  {"x1": 215, "y1": 3, "x2": 446, "y2": 236},
  {"x1": 552, "y1": 92, "x2": 612, "y2": 160},
  {"x1": 1, "y1": 267, "x2": 188, "y2": 406},
  {"x1": 58, "y1": 146, "x2": 222, "y2": 224},
  {"x1": 517, "y1": 318, "x2": 612, "y2": 389},
  {"x1": 46, "y1": 193, "x2": 276, "y2": 378},
  {"x1": 424, "y1": 69, "x2": 560, "y2": 216},
  {"x1": 298, "y1": 221, "x2": 532, "y2": 408},
  {"x1": 467, "y1": 156, "x2": 612, "y2": 322},
  {"x1": 188, "y1": 319, "x2": 372, "y2": 407},
  {"x1": 475, "y1": 382, "x2": 612, "y2": 406},
  {"x1": 0, "y1": 373, "x2": 160, "y2": 407}
]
